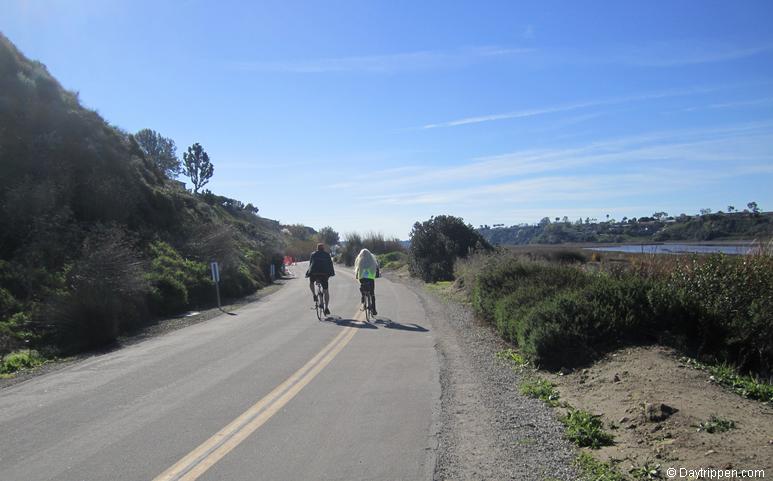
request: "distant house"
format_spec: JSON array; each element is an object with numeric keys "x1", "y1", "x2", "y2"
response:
[{"x1": 170, "y1": 180, "x2": 186, "y2": 191}]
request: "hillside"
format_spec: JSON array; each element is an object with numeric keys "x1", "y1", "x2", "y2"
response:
[
  {"x1": 478, "y1": 211, "x2": 773, "y2": 246},
  {"x1": 0, "y1": 34, "x2": 285, "y2": 359}
]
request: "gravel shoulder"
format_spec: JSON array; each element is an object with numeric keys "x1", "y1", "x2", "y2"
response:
[{"x1": 388, "y1": 271, "x2": 578, "y2": 481}]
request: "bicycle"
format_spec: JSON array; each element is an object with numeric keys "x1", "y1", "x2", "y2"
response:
[
  {"x1": 313, "y1": 280, "x2": 326, "y2": 320},
  {"x1": 360, "y1": 286, "x2": 376, "y2": 322}
]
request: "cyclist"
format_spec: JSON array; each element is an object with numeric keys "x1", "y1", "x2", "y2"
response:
[
  {"x1": 306, "y1": 243, "x2": 335, "y2": 315},
  {"x1": 354, "y1": 248, "x2": 380, "y2": 315}
]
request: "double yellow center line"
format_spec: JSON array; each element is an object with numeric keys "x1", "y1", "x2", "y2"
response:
[{"x1": 152, "y1": 319, "x2": 360, "y2": 481}]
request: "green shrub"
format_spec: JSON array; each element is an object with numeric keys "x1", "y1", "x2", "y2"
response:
[
  {"x1": 667, "y1": 254, "x2": 773, "y2": 373},
  {"x1": 220, "y1": 264, "x2": 259, "y2": 298},
  {"x1": 146, "y1": 240, "x2": 212, "y2": 313},
  {"x1": 0, "y1": 287, "x2": 20, "y2": 319},
  {"x1": 148, "y1": 274, "x2": 188, "y2": 314},
  {"x1": 0, "y1": 349, "x2": 45, "y2": 375},
  {"x1": 465, "y1": 250, "x2": 773, "y2": 379},
  {"x1": 472, "y1": 257, "x2": 588, "y2": 322},
  {"x1": 562, "y1": 409, "x2": 614, "y2": 448},
  {"x1": 516, "y1": 292, "x2": 597, "y2": 368},
  {"x1": 409, "y1": 215, "x2": 491, "y2": 282},
  {"x1": 492, "y1": 284, "x2": 559, "y2": 343},
  {"x1": 377, "y1": 251, "x2": 408, "y2": 270}
]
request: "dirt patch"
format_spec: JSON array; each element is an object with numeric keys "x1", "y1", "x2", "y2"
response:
[{"x1": 548, "y1": 345, "x2": 773, "y2": 475}]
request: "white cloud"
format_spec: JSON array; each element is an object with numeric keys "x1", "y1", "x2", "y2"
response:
[
  {"x1": 620, "y1": 43, "x2": 773, "y2": 67},
  {"x1": 421, "y1": 85, "x2": 724, "y2": 129},
  {"x1": 682, "y1": 97, "x2": 773, "y2": 112},
  {"x1": 338, "y1": 122, "x2": 773, "y2": 208},
  {"x1": 230, "y1": 46, "x2": 534, "y2": 74}
]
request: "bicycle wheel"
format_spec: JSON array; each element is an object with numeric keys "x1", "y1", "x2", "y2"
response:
[
  {"x1": 315, "y1": 283, "x2": 325, "y2": 320},
  {"x1": 364, "y1": 295, "x2": 373, "y2": 322}
]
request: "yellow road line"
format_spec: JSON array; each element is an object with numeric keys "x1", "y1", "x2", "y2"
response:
[{"x1": 152, "y1": 315, "x2": 362, "y2": 481}]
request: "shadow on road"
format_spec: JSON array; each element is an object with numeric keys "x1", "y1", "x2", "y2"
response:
[
  {"x1": 322, "y1": 316, "x2": 378, "y2": 329},
  {"x1": 373, "y1": 318, "x2": 429, "y2": 332}
]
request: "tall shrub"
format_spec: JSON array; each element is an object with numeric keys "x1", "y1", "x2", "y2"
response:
[{"x1": 409, "y1": 215, "x2": 491, "y2": 282}]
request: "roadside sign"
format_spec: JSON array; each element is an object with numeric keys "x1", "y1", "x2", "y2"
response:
[
  {"x1": 210, "y1": 261, "x2": 220, "y2": 283},
  {"x1": 210, "y1": 261, "x2": 221, "y2": 309}
]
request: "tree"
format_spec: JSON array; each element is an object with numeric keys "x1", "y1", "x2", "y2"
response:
[
  {"x1": 539, "y1": 217, "x2": 551, "y2": 226},
  {"x1": 727, "y1": 205, "x2": 735, "y2": 213},
  {"x1": 747, "y1": 201, "x2": 760, "y2": 215},
  {"x1": 700, "y1": 208, "x2": 712, "y2": 216},
  {"x1": 653, "y1": 211, "x2": 668, "y2": 221},
  {"x1": 317, "y1": 226, "x2": 340, "y2": 246},
  {"x1": 182, "y1": 143, "x2": 214, "y2": 194},
  {"x1": 409, "y1": 215, "x2": 491, "y2": 282},
  {"x1": 134, "y1": 129, "x2": 180, "y2": 178}
]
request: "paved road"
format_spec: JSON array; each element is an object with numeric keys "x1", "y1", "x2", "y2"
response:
[{"x1": 0, "y1": 263, "x2": 439, "y2": 481}]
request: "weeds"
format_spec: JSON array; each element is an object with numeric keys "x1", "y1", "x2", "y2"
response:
[
  {"x1": 696, "y1": 415, "x2": 736, "y2": 433},
  {"x1": 561, "y1": 409, "x2": 615, "y2": 449},
  {"x1": 576, "y1": 452, "x2": 627, "y2": 481},
  {"x1": 680, "y1": 357, "x2": 773, "y2": 403},
  {"x1": 496, "y1": 348, "x2": 528, "y2": 367},
  {"x1": 628, "y1": 462, "x2": 662, "y2": 480},
  {"x1": 520, "y1": 377, "x2": 560, "y2": 406}
]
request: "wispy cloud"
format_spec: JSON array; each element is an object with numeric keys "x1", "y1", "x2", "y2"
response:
[
  {"x1": 364, "y1": 169, "x2": 726, "y2": 207},
  {"x1": 230, "y1": 46, "x2": 534, "y2": 74},
  {"x1": 421, "y1": 85, "x2": 723, "y2": 129},
  {"x1": 682, "y1": 97, "x2": 773, "y2": 112},
  {"x1": 335, "y1": 122, "x2": 773, "y2": 207},
  {"x1": 619, "y1": 43, "x2": 773, "y2": 67}
]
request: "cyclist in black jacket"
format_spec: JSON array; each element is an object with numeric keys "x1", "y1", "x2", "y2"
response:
[{"x1": 305, "y1": 243, "x2": 335, "y2": 315}]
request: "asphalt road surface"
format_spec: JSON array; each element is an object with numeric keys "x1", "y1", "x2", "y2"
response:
[{"x1": 0, "y1": 263, "x2": 440, "y2": 481}]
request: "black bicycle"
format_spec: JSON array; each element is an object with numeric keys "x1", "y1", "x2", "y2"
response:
[
  {"x1": 313, "y1": 280, "x2": 326, "y2": 320},
  {"x1": 360, "y1": 287, "x2": 376, "y2": 322}
]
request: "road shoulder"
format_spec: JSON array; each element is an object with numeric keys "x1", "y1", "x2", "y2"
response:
[{"x1": 389, "y1": 273, "x2": 578, "y2": 480}]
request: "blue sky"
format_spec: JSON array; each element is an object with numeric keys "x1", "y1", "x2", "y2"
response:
[{"x1": 3, "y1": 0, "x2": 773, "y2": 238}]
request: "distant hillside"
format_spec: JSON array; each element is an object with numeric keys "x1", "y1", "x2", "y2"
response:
[
  {"x1": 478, "y1": 212, "x2": 773, "y2": 246},
  {"x1": 0, "y1": 33, "x2": 285, "y2": 357}
]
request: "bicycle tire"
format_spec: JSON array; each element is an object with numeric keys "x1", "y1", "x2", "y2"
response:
[
  {"x1": 365, "y1": 294, "x2": 373, "y2": 322},
  {"x1": 315, "y1": 282, "x2": 325, "y2": 320}
]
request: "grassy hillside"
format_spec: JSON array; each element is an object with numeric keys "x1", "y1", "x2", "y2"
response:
[{"x1": 0, "y1": 34, "x2": 284, "y2": 363}]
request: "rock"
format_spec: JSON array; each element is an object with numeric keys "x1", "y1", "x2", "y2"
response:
[
  {"x1": 619, "y1": 416, "x2": 630, "y2": 423},
  {"x1": 644, "y1": 403, "x2": 678, "y2": 422},
  {"x1": 613, "y1": 373, "x2": 621, "y2": 383},
  {"x1": 705, "y1": 449, "x2": 716, "y2": 456}
]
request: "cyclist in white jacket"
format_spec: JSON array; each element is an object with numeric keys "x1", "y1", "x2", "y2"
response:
[{"x1": 354, "y1": 248, "x2": 380, "y2": 315}]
